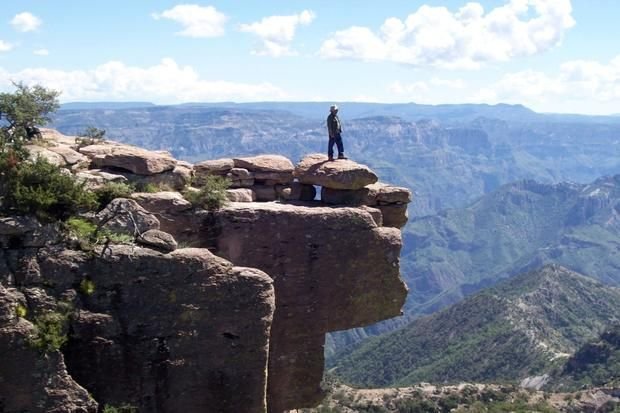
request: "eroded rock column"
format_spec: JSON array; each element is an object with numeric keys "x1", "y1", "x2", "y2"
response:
[{"x1": 201, "y1": 203, "x2": 408, "y2": 412}]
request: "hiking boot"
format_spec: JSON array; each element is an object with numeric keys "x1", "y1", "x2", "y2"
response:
[
  {"x1": 337, "y1": 155, "x2": 348, "y2": 160},
  {"x1": 328, "y1": 156, "x2": 334, "y2": 161}
]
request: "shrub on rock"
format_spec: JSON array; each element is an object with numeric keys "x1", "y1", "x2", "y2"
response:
[
  {"x1": 184, "y1": 175, "x2": 230, "y2": 210},
  {"x1": 1, "y1": 157, "x2": 97, "y2": 221}
]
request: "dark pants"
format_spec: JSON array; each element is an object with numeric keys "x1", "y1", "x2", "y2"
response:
[{"x1": 328, "y1": 134, "x2": 344, "y2": 158}]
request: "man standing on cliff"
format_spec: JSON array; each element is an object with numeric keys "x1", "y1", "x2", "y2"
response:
[{"x1": 327, "y1": 104, "x2": 346, "y2": 161}]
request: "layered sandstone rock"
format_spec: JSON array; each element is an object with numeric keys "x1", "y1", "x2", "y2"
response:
[
  {"x1": 199, "y1": 202, "x2": 408, "y2": 412},
  {"x1": 321, "y1": 182, "x2": 412, "y2": 228}
]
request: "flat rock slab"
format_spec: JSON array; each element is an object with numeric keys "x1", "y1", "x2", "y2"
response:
[
  {"x1": 82, "y1": 144, "x2": 177, "y2": 175},
  {"x1": 294, "y1": 154, "x2": 378, "y2": 190},
  {"x1": 47, "y1": 145, "x2": 89, "y2": 165},
  {"x1": 194, "y1": 158, "x2": 234, "y2": 176},
  {"x1": 25, "y1": 145, "x2": 66, "y2": 166},
  {"x1": 233, "y1": 155, "x2": 294, "y2": 173},
  {"x1": 226, "y1": 188, "x2": 256, "y2": 202},
  {"x1": 131, "y1": 191, "x2": 193, "y2": 214},
  {"x1": 367, "y1": 183, "x2": 412, "y2": 205}
]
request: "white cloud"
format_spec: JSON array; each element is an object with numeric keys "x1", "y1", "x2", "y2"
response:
[
  {"x1": 33, "y1": 48, "x2": 49, "y2": 56},
  {"x1": 240, "y1": 10, "x2": 315, "y2": 57},
  {"x1": 0, "y1": 40, "x2": 13, "y2": 52},
  {"x1": 389, "y1": 77, "x2": 466, "y2": 103},
  {"x1": 472, "y1": 55, "x2": 620, "y2": 113},
  {"x1": 389, "y1": 80, "x2": 431, "y2": 96},
  {"x1": 152, "y1": 4, "x2": 227, "y2": 38},
  {"x1": 0, "y1": 58, "x2": 287, "y2": 103},
  {"x1": 320, "y1": 0, "x2": 575, "y2": 68},
  {"x1": 11, "y1": 12, "x2": 42, "y2": 32}
]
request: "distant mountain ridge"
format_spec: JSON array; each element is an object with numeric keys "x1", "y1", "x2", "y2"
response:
[
  {"x1": 61, "y1": 101, "x2": 156, "y2": 110},
  {"x1": 59, "y1": 101, "x2": 620, "y2": 123},
  {"x1": 330, "y1": 265, "x2": 620, "y2": 387}
]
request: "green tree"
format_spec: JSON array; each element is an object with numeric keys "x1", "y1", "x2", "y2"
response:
[{"x1": 0, "y1": 82, "x2": 60, "y2": 154}]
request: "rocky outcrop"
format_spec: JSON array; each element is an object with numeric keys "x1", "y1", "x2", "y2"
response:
[
  {"x1": 1, "y1": 244, "x2": 275, "y2": 412},
  {"x1": 199, "y1": 203, "x2": 408, "y2": 412},
  {"x1": 81, "y1": 145, "x2": 177, "y2": 175},
  {"x1": 1, "y1": 130, "x2": 413, "y2": 413},
  {"x1": 0, "y1": 285, "x2": 98, "y2": 413}
]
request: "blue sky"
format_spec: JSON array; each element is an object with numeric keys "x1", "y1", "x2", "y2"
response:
[{"x1": 0, "y1": 1, "x2": 619, "y2": 114}]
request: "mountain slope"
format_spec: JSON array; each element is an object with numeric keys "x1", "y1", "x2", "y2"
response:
[
  {"x1": 548, "y1": 324, "x2": 620, "y2": 390},
  {"x1": 330, "y1": 265, "x2": 620, "y2": 387},
  {"x1": 403, "y1": 176, "x2": 620, "y2": 315}
]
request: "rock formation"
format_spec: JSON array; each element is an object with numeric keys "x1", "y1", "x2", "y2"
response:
[{"x1": 0, "y1": 129, "x2": 412, "y2": 412}]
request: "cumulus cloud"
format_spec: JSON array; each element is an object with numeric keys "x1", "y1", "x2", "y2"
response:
[
  {"x1": 320, "y1": 0, "x2": 575, "y2": 68},
  {"x1": 152, "y1": 4, "x2": 227, "y2": 38},
  {"x1": 0, "y1": 41, "x2": 13, "y2": 52},
  {"x1": 473, "y1": 55, "x2": 620, "y2": 113},
  {"x1": 33, "y1": 48, "x2": 49, "y2": 56},
  {"x1": 11, "y1": 12, "x2": 42, "y2": 32},
  {"x1": 240, "y1": 10, "x2": 315, "y2": 57},
  {"x1": 0, "y1": 58, "x2": 287, "y2": 102}
]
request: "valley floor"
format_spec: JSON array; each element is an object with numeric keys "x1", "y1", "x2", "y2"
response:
[{"x1": 296, "y1": 382, "x2": 620, "y2": 413}]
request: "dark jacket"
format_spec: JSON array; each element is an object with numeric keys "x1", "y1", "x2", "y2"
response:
[{"x1": 327, "y1": 112, "x2": 342, "y2": 138}]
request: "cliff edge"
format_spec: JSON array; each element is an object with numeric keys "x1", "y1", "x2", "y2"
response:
[{"x1": 0, "y1": 129, "x2": 411, "y2": 413}]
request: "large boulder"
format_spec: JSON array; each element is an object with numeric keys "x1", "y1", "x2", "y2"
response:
[
  {"x1": 233, "y1": 155, "x2": 294, "y2": 173},
  {"x1": 194, "y1": 158, "x2": 234, "y2": 175},
  {"x1": 294, "y1": 154, "x2": 378, "y2": 190},
  {"x1": 234, "y1": 155, "x2": 294, "y2": 184},
  {"x1": 193, "y1": 158, "x2": 234, "y2": 185},
  {"x1": 136, "y1": 229, "x2": 178, "y2": 252},
  {"x1": 82, "y1": 144, "x2": 177, "y2": 175},
  {"x1": 96, "y1": 198, "x2": 160, "y2": 236}
]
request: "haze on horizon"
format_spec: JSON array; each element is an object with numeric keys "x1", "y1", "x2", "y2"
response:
[{"x1": 1, "y1": 0, "x2": 619, "y2": 115}]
